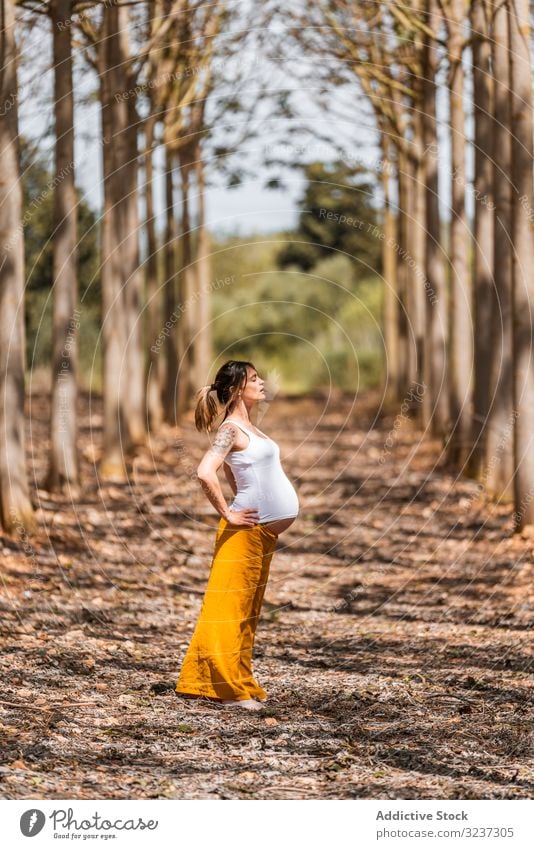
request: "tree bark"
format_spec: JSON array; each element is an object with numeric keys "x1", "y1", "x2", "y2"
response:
[
  {"x1": 176, "y1": 148, "x2": 195, "y2": 417},
  {"x1": 380, "y1": 135, "x2": 399, "y2": 405},
  {"x1": 468, "y1": 0, "x2": 498, "y2": 482},
  {"x1": 396, "y1": 149, "x2": 410, "y2": 400},
  {"x1": 162, "y1": 144, "x2": 179, "y2": 423},
  {"x1": 404, "y1": 136, "x2": 426, "y2": 413},
  {"x1": 98, "y1": 1, "x2": 145, "y2": 477},
  {"x1": 411, "y1": 112, "x2": 427, "y2": 407},
  {"x1": 483, "y1": 0, "x2": 514, "y2": 498},
  {"x1": 194, "y1": 151, "x2": 212, "y2": 388},
  {"x1": 144, "y1": 116, "x2": 163, "y2": 432},
  {"x1": 0, "y1": 0, "x2": 35, "y2": 533},
  {"x1": 422, "y1": 0, "x2": 448, "y2": 437},
  {"x1": 123, "y1": 76, "x2": 145, "y2": 445},
  {"x1": 508, "y1": 0, "x2": 534, "y2": 530},
  {"x1": 445, "y1": 0, "x2": 473, "y2": 468},
  {"x1": 46, "y1": 0, "x2": 79, "y2": 494}
]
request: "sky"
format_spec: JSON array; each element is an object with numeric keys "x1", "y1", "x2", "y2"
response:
[
  {"x1": 14, "y1": 3, "x2": 508, "y2": 240},
  {"x1": 17, "y1": 7, "x2": 380, "y2": 238}
]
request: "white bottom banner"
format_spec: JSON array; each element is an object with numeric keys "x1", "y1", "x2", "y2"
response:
[{"x1": 3, "y1": 799, "x2": 533, "y2": 848}]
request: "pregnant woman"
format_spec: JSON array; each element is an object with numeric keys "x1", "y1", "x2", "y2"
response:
[{"x1": 175, "y1": 360, "x2": 299, "y2": 711}]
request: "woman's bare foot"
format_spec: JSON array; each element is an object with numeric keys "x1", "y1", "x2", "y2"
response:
[{"x1": 221, "y1": 698, "x2": 264, "y2": 711}]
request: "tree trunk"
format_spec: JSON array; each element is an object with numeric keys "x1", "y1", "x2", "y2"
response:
[
  {"x1": 176, "y1": 150, "x2": 195, "y2": 417},
  {"x1": 98, "y1": 1, "x2": 144, "y2": 477},
  {"x1": 162, "y1": 144, "x2": 179, "y2": 423},
  {"x1": 446, "y1": 0, "x2": 473, "y2": 468},
  {"x1": 508, "y1": 0, "x2": 534, "y2": 530},
  {"x1": 403, "y1": 3, "x2": 427, "y2": 415},
  {"x1": 404, "y1": 138, "x2": 426, "y2": 413},
  {"x1": 483, "y1": 0, "x2": 514, "y2": 498},
  {"x1": 123, "y1": 81, "x2": 146, "y2": 445},
  {"x1": 468, "y1": 0, "x2": 497, "y2": 481},
  {"x1": 0, "y1": 0, "x2": 34, "y2": 533},
  {"x1": 412, "y1": 113, "x2": 427, "y2": 406},
  {"x1": 404, "y1": 151, "x2": 418, "y2": 393},
  {"x1": 194, "y1": 151, "x2": 212, "y2": 388},
  {"x1": 380, "y1": 135, "x2": 399, "y2": 405},
  {"x1": 99, "y1": 4, "x2": 130, "y2": 476},
  {"x1": 46, "y1": 0, "x2": 79, "y2": 494},
  {"x1": 422, "y1": 0, "x2": 448, "y2": 437},
  {"x1": 144, "y1": 116, "x2": 163, "y2": 432},
  {"x1": 396, "y1": 149, "x2": 410, "y2": 400}
]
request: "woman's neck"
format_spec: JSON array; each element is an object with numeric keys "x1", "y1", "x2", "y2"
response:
[{"x1": 226, "y1": 401, "x2": 254, "y2": 423}]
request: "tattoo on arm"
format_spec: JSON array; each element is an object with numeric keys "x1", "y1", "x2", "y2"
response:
[
  {"x1": 208, "y1": 424, "x2": 237, "y2": 458},
  {"x1": 196, "y1": 425, "x2": 238, "y2": 518}
]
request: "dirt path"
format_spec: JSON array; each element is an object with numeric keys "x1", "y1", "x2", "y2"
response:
[{"x1": 1, "y1": 390, "x2": 532, "y2": 799}]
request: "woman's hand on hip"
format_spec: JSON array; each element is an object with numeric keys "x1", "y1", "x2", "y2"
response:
[{"x1": 224, "y1": 508, "x2": 260, "y2": 528}]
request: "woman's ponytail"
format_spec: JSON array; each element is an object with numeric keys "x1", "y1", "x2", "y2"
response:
[
  {"x1": 194, "y1": 383, "x2": 219, "y2": 433},
  {"x1": 194, "y1": 359, "x2": 257, "y2": 433}
]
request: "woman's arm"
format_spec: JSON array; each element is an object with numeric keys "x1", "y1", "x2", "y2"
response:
[{"x1": 196, "y1": 424, "x2": 238, "y2": 519}]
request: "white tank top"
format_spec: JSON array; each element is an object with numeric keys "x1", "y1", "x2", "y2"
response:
[{"x1": 219, "y1": 418, "x2": 299, "y2": 523}]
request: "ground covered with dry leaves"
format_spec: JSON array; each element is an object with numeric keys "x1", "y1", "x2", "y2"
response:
[{"x1": 0, "y1": 389, "x2": 533, "y2": 799}]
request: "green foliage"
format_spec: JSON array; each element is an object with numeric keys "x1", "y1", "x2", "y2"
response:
[
  {"x1": 277, "y1": 160, "x2": 382, "y2": 276},
  {"x1": 211, "y1": 236, "x2": 383, "y2": 393},
  {"x1": 22, "y1": 143, "x2": 383, "y2": 395}
]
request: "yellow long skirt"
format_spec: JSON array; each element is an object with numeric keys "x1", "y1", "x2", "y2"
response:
[{"x1": 175, "y1": 516, "x2": 278, "y2": 701}]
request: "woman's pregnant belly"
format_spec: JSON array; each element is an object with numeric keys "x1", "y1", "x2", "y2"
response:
[{"x1": 229, "y1": 470, "x2": 299, "y2": 523}]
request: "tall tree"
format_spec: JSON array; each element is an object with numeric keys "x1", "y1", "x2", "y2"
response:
[
  {"x1": 79, "y1": 0, "x2": 183, "y2": 470},
  {"x1": 46, "y1": 0, "x2": 80, "y2": 493},
  {"x1": 396, "y1": 146, "x2": 411, "y2": 400},
  {"x1": 162, "y1": 142, "x2": 179, "y2": 422},
  {"x1": 299, "y1": 1, "x2": 440, "y2": 412},
  {"x1": 194, "y1": 150, "x2": 212, "y2": 390},
  {"x1": 422, "y1": 0, "x2": 448, "y2": 436},
  {"x1": 145, "y1": 0, "x2": 225, "y2": 421},
  {"x1": 95, "y1": 0, "x2": 146, "y2": 476},
  {"x1": 483, "y1": 0, "x2": 514, "y2": 498},
  {"x1": 468, "y1": 0, "x2": 497, "y2": 481},
  {"x1": 0, "y1": 0, "x2": 35, "y2": 532},
  {"x1": 379, "y1": 134, "x2": 399, "y2": 403},
  {"x1": 143, "y1": 106, "x2": 164, "y2": 431},
  {"x1": 175, "y1": 141, "x2": 195, "y2": 418},
  {"x1": 403, "y1": 2, "x2": 426, "y2": 401},
  {"x1": 441, "y1": 0, "x2": 473, "y2": 467},
  {"x1": 509, "y1": 0, "x2": 534, "y2": 530}
]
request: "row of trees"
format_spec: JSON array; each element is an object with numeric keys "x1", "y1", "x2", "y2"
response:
[
  {"x1": 3, "y1": 0, "x2": 534, "y2": 535},
  {"x1": 294, "y1": 0, "x2": 534, "y2": 531},
  {"x1": 0, "y1": 0, "x2": 256, "y2": 533}
]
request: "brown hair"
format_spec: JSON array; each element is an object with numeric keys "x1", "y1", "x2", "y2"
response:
[{"x1": 194, "y1": 359, "x2": 257, "y2": 433}]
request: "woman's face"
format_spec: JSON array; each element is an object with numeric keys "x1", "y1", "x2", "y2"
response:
[{"x1": 240, "y1": 367, "x2": 266, "y2": 404}]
